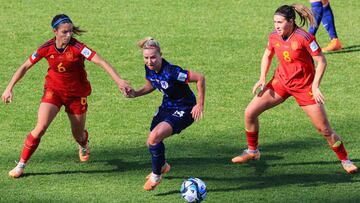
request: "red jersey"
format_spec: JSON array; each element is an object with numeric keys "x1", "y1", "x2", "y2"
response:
[
  {"x1": 267, "y1": 27, "x2": 321, "y2": 89},
  {"x1": 29, "y1": 37, "x2": 96, "y2": 97}
]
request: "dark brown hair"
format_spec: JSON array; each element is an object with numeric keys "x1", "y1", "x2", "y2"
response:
[{"x1": 51, "y1": 14, "x2": 86, "y2": 35}]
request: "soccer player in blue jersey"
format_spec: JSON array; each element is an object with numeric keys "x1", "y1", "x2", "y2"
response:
[
  {"x1": 128, "y1": 37, "x2": 205, "y2": 191},
  {"x1": 308, "y1": 0, "x2": 342, "y2": 52}
]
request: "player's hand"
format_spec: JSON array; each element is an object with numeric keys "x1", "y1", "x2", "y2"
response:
[
  {"x1": 125, "y1": 88, "x2": 136, "y2": 98},
  {"x1": 1, "y1": 89, "x2": 13, "y2": 104},
  {"x1": 252, "y1": 79, "x2": 266, "y2": 95},
  {"x1": 312, "y1": 86, "x2": 325, "y2": 104},
  {"x1": 191, "y1": 104, "x2": 204, "y2": 121},
  {"x1": 117, "y1": 80, "x2": 132, "y2": 96}
]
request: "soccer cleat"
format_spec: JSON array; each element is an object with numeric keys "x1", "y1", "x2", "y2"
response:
[
  {"x1": 9, "y1": 162, "x2": 26, "y2": 178},
  {"x1": 231, "y1": 149, "x2": 260, "y2": 164},
  {"x1": 79, "y1": 142, "x2": 90, "y2": 162},
  {"x1": 342, "y1": 160, "x2": 358, "y2": 174},
  {"x1": 322, "y1": 38, "x2": 342, "y2": 52},
  {"x1": 146, "y1": 162, "x2": 171, "y2": 180},
  {"x1": 144, "y1": 173, "x2": 162, "y2": 191}
]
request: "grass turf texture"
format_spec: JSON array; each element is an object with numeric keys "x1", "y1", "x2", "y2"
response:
[{"x1": 1, "y1": 0, "x2": 360, "y2": 202}]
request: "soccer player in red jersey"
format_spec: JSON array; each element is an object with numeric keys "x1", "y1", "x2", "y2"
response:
[
  {"x1": 231, "y1": 4, "x2": 357, "y2": 174},
  {"x1": 2, "y1": 14, "x2": 131, "y2": 178}
]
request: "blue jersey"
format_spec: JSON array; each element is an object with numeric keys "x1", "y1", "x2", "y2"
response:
[{"x1": 145, "y1": 59, "x2": 196, "y2": 110}]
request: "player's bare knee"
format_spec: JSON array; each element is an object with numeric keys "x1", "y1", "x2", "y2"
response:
[
  {"x1": 147, "y1": 132, "x2": 160, "y2": 146},
  {"x1": 244, "y1": 108, "x2": 257, "y2": 122}
]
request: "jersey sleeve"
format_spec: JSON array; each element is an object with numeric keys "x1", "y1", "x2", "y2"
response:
[
  {"x1": 170, "y1": 66, "x2": 190, "y2": 84},
  {"x1": 145, "y1": 66, "x2": 151, "y2": 81},
  {"x1": 266, "y1": 33, "x2": 275, "y2": 51},
  {"x1": 304, "y1": 35, "x2": 321, "y2": 56},
  {"x1": 80, "y1": 44, "x2": 96, "y2": 61},
  {"x1": 29, "y1": 47, "x2": 46, "y2": 64}
]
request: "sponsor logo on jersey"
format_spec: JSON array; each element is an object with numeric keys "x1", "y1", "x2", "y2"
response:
[
  {"x1": 177, "y1": 72, "x2": 188, "y2": 82},
  {"x1": 309, "y1": 41, "x2": 319, "y2": 52},
  {"x1": 172, "y1": 110, "x2": 185, "y2": 117},
  {"x1": 81, "y1": 47, "x2": 92, "y2": 58},
  {"x1": 31, "y1": 52, "x2": 38, "y2": 60},
  {"x1": 160, "y1": 81, "x2": 169, "y2": 89}
]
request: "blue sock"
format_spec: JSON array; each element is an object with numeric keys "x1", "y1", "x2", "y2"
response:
[
  {"x1": 321, "y1": 3, "x2": 338, "y2": 39},
  {"x1": 149, "y1": 142, "x2": 165, "y2": 175},
  {"x1": 308, "y1": 1, "x2": 323, "y2": 35}
]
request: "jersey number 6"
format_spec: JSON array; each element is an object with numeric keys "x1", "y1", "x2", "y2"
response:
[{"x1": 57, "y1": 62, "x2": 66, "y2": 72}]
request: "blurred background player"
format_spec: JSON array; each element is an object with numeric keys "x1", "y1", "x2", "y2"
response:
[
  {"x1": 128, "y1": 37, "x2": 205, "y2": 190},
  {"x1": 2, "y1": 14, "x2": 131, "y2": 178},
  {"x1": 308, "y1": 0, "x2": 342, "y2": 52},
  {"x1": 231, "y1": 4, "x2": 357, "y2": 174}
]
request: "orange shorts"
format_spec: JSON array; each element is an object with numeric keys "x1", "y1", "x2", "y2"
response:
[
  {"x1": 266, "y1": 78, "x2": 316, "y2": 106},
  {"x1": 41, "y1": 89, "x2": 88, "y2": 115}
]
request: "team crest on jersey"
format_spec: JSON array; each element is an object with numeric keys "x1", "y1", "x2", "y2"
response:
[
  {"x1": 81, "y1": 47, "x2": 92, "y2": 58},
  {"x1": 275, "y1": 42, "x2": 280, "y2": 47},
  {"x1": 65, "y1": 52, "x2": 73, "y2": 60},
  {"x1": 31, "y1": 52, "x2": 38, "y2": 60},
  {"x1": 291, "y1": 41, "x2": 298, "y2": 50},
  {"x1": 160, "y1": 81, "x2": 169, "y2": 89},
  {"x1": 177, "y1": 72, "x2": 188, "y2": 82}
]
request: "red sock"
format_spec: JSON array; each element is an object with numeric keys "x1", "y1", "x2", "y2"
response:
[
  {"x1": 246, "y1": 131, "x2": 259, "y2": 150},
  {"x1": 20, "y1": 133, "x2": 41, "y2": 163},
  {"x1": 332, "y1": 142, "x2": 349, "y2": 161},
  {"x1": 75, "y1": 130, "x2": 88, "y2": 147}
]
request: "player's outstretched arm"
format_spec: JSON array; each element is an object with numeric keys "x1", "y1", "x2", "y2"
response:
[
  {"x1": 189, "y1": 71, "x2": 205, "y2": 121},
  {"x1": 129, "y1": 80, "x2": 155, "y2": 98},
  {"x1": 90, "y1": 53, "x2": 132, "y2": 96},
  {"x1": 2, "y1": 59, "x2": 33, "y2": 103}
]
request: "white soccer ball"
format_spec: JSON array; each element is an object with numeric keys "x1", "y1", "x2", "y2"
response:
[{"x1": 180, "y1": 177, "x2": 207, "y2": 202}]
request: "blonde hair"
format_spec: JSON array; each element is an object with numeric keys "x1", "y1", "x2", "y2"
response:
[
  {"x1": 137, "y1": 37, "x2": 161, "y2": 52},
  {"x1": 275, "y1": 4, "x2": 316, "y2": 28}
]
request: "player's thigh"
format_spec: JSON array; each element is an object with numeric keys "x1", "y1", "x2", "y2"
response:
[
  {"x1": 245, "y1": 87, "x2": 285, "y2": 118},
  {"x1": 33, "y1": 102, "x2": 60, "y2": 136}
]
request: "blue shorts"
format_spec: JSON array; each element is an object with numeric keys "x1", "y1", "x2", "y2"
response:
[{"x1": 150, "y1": 107, "x2": 194, "y2": 134}]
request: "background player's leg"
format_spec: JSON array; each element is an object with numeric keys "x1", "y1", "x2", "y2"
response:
[
  {"x1": 308, "y1": 0, "x2": 323, "y2": 36},
  {"x1": 321, "y1": 0, "x2": 342, "y2": 52}
]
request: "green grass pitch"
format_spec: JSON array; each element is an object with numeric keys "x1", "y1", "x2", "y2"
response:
[{"x1": 0, "y1": 0, "x2": 360, "y2": 202}]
